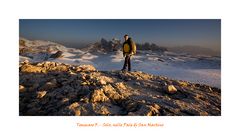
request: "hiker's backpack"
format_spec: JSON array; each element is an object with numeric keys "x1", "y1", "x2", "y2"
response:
[
  {"x1": 123, "y1": 39, "x2": 137, "y2": 55},
  {"x1": 131, "y1": 41, "x2": 136, "y2": 55},
  {"x1": 123, "y1": 43, "x2": 130, "y2": 53}
]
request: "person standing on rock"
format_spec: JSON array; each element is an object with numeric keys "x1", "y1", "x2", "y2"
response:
[{"x1": 121, "y1": 34, "x2": 136, "y2": 72}]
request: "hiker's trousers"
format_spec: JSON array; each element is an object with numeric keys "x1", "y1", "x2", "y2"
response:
[{"x1": 123, "y1": 55, "x2": 131, "y2": 71}]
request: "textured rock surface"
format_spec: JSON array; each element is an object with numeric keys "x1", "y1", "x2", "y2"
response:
[{"x1": 19, "y1": 61, "x2": 221, "y2": 116}]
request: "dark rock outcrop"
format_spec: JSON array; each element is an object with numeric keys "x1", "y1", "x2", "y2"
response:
[{"x1": 49, "y1": 51, "x2": 63, "y2": 59}]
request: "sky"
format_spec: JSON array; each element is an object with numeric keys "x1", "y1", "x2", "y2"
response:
[{"x1": 19, "y1": 19, "x2": 221, "y2": 52}]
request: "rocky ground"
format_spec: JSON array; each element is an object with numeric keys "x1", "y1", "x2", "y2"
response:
[{"x1": 19, "y1": 61, "x2": 221, "y2": 116}]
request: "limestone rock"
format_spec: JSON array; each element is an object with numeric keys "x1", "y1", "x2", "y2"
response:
[
  {"x1": 19, "y1": 85, "x2": 26, "y2": 92},
  {"x1": 37, "y1": 91, "x2": 47, "y2": 98},
  {"x1": 19, "y1": 61, "x2": 221, "y2": 116},
  {"x1": 68, "y1": 102, "x2": 80, "y2": 110},
  {"x1": 20, "y1": 64, "x2": 42, "y2": 73},
  {"x1": 90, "y1": 89, "x2": 109, "y2": 103},
  {"x1": 165, "y1": 85, "x2": 178, "y2": 94},
  {"x1": 102, "y1": 84, "x2": 123, "y2": 103}
]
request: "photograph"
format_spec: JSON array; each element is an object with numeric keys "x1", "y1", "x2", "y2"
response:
[
  {"x1": 2, "y1": 0, "x2": 240, "y2": 134},
  {"x1": 19, "y1": 19, "x2": 221, "y2": 116}
]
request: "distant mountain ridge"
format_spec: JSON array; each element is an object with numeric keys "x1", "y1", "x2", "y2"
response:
[
  {"x1": 20, "y1": 37, "x2": 220, "y2": 56},
  {"x1": 81, "y1": 38, "x2": 168, "y2": 53},
  {"x1": 168, "y1": 45, "x2": 220, "y2": 56}
]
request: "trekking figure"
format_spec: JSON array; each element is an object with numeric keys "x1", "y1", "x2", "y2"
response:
[{"x1": 122, "y1": 34, "x2": 136, "y2": 72}]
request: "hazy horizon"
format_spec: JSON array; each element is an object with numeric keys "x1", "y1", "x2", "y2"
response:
[{"x1": 19, "y1": 19, "x2": 221, "y2": 52}]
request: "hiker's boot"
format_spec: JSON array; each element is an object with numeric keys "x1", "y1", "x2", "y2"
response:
[{"x1": 121, "y1": 68, "x2": 127, "y2": 72}]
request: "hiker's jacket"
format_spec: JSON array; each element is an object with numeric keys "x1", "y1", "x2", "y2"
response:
[{"x1": 123, "y1": 38, "x2": 134, "y2": 55}]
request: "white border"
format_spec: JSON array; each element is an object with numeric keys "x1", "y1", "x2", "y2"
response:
[{"x1": 1, "y1": 0, "x2": 240, "y2": 134}]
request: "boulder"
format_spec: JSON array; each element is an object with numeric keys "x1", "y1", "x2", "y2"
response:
[
  {"x1": 102, "y1": 84, "x2": 123, "y2": 103},
  {"x1": 19, "y1": 85, "x2": 26, "y2": 92},
  {"x1": 67, "y1": 102, "x2": 81, "y2": 116},
  {"x1": 20, "y1": 64, "x2": 42, "y2": 73},
  {"x1": 92, "y1": 104, "x2": 110, "y2": 115},
  {"x1": 165, "y1": 85, "x2": 178, "y2": 94},
  {"x1": 75, "y1": 65, "x2": 96, "y2": 72},
  {"x1": 115, "y1": 82, "x2": 127, "y2": 90},
  {"x1": 37, "y1": 91, "x2": 47, "y2": 98},
  {"x1": 68, "y1": 102, "x2": 80, "y2": 110},
  {"x1": 98, "y1": 79, "x2": 107, "y2": 85},
  {"x1": 90, "y1": 89, "x2": 109, "y2": 103}
]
